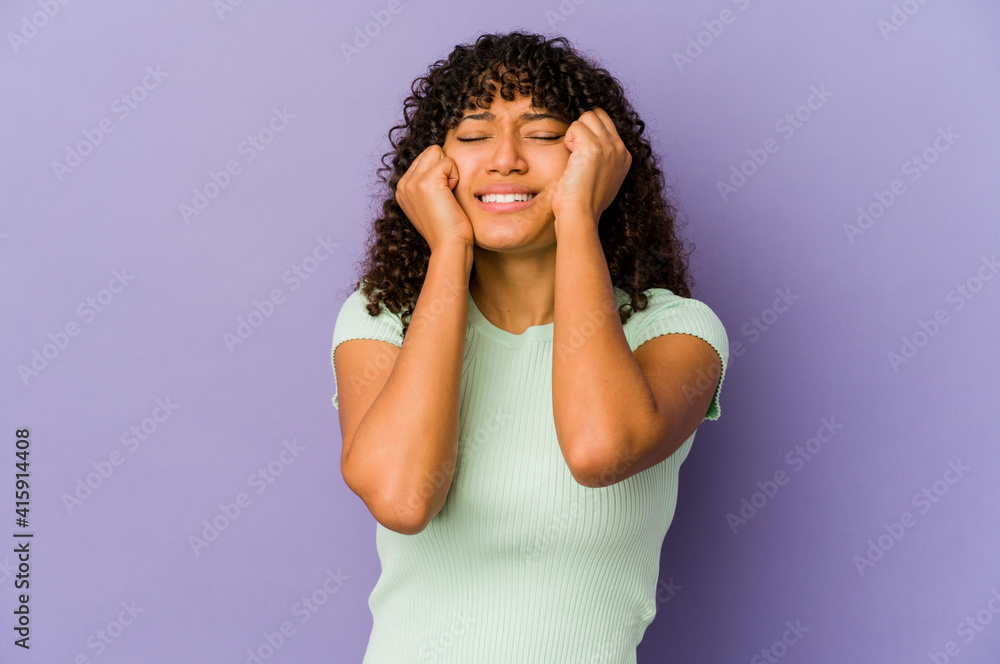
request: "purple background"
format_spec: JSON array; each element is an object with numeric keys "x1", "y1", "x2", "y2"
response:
[{"x1": 2, "y1": 0, "x2": 999, "y2": 662}]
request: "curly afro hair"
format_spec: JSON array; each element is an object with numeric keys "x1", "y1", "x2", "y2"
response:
[{"x1": 349, "y1": 30, "x2": 696, "y2": 337}]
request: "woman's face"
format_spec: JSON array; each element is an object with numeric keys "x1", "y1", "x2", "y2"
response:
[{"x1": 442, "y1": 94, "x2": 571, "y2": 252}]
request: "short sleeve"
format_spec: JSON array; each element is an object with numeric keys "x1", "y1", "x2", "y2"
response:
[
  {"x1": 622, "y1": 288, "x2": 729, "y2": 421},
  {"x1": 330, "y1": 285, "x2": 405, "y2": 410}
]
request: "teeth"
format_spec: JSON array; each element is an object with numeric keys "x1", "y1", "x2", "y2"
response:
[{"x1": 478, "y1": 193, "x2": 535, "y2": 203}]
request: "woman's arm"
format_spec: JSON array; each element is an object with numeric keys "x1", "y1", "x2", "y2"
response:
[
  {"x1": 337, "y1": 239, "x2": 473, "y2": 534},
  {"x1": 550, "y1": 108, "x2": 720, "y2": 487},
  {"x1": 552, "y1": 216, "x2": 721, "y2": 487}
]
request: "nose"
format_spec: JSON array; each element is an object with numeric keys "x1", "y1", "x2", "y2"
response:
[{"x1": 488, "y1": 131, "x2": 527, "y2": 175}]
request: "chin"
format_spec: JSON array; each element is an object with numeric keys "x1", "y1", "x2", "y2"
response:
[
  {"x1": 468, "y1": 221, "x2": 521, "y2": 250},
  {"x1": 469, "y1": 215, "x2": 555, "y2": 251}
]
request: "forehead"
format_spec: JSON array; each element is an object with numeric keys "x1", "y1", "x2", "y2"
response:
[{"x1": 457, "y1": 96, "x2": 565, "y2": 123}]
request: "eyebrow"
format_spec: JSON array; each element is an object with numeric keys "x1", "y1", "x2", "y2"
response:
[{"x1": 456, "y1": 111, "x2": 566, "y2": 126}]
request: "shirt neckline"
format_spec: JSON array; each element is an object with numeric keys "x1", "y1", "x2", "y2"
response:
[
  {"x1": 465, "y1": 287, "x2": 637, "y2": 346},
  {"x1": 467, "y1": 289, "x2": 553, "y2": 345}
]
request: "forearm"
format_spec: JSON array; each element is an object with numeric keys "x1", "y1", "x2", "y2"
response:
[
  {"x1": 346, "y1": 240, "x2": 472, "y2": 530},
  {"x1": 551, "y1": 212, "x2": 657, "y2": 485}
]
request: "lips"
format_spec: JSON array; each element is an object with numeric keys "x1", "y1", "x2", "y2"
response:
[
  {"x1": 473, "y1": 183, "x2": 538, "y2": 199},
  {"x1": 477, "y1": 192, "x2": 537, "y2": 203},
  {"x1": 473, "y1": 192, "x2": 539, "y2": 213}
]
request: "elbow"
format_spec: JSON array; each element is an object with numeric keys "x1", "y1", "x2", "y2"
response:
[
  {"x1": 376, "y1": 496, "x2": 431, "y2": 535},
  {"x1": 568, "y1": 466, "x2": 603, "y2": 489},
  {"x1": 568, "y1": 462, "x2": 616, "y2": 489},
  {"x1": 361, "y1": 487, "x2": 432, "y2": 535},
  {"x1": 342, "y1": 461, "x2": 432, "y2": 535},
  {"x1": 384, "y1": 519, "x2": 428, "y2": 536},
  {"x1": 565, "y1": 434, "x2": 642, "y2": 488},
  {"x1": 565, "y1": 442, "x2": 616, "y2": 488}
]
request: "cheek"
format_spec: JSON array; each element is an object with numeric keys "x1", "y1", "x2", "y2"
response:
[
  {"x1": 457, "y1": 192, "x2": 477, "y2": 211},
  {"x1": 454, "y1": 157, "x2": 487, "y2": 205},
  {"x1": 543, "y1": 153, "x2": 570, "y2": 181},
  {"x1": 454, "y1": 183, "x2": 478, "y2": 211},
  {"x1": 444, "y1": 152, "x2": 473, "y2": 182}
]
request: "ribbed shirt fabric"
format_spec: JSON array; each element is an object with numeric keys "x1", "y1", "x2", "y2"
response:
[{"x1": 331, "y1": 282, "x2": 729, "y2": 664}]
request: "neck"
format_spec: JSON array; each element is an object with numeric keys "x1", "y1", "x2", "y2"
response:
[{"x1": 469, "y1": 246, "x2": 556, "y2": 333}]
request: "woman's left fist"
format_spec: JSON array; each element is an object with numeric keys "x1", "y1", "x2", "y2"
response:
[{"x1": 550, "y1": 107, "x2": 632, "y2": 224}]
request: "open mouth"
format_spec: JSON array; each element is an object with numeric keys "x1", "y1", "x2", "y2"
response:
[{"x1": 475, "y1": 193, "x2": 537, "y2": 203}]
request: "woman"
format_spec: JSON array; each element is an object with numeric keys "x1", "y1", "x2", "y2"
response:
[{"x1": 331, "y1": 30, "x2": 728, "y2": 663}]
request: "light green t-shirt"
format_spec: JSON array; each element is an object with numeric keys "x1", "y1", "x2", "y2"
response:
[{"x1": 331, "y1": 283, "x2": 729, "y2": 663}]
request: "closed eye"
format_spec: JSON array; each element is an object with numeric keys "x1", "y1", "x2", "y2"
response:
[{"x1": 456, "y1": 135, "x2": 564, "y2": 142}]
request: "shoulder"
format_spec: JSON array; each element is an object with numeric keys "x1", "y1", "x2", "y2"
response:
[
  {"x1": 615, "y1": 286, "x2": 730, "y2": 421},
  {"x1": 615, "y1": 286, "x2": 729, "y2": 369},
  {"x1": 332, "y1": 281, "x2": 405, "y2": 351}
]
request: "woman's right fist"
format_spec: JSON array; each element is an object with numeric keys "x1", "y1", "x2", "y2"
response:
[{"x1": 395, "y1": 145, "x2": 474, "y2": 252}]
